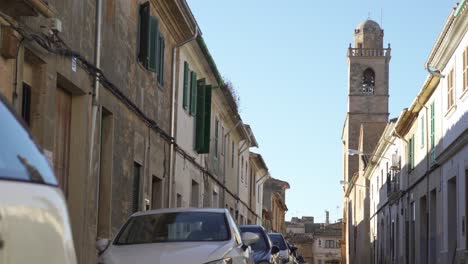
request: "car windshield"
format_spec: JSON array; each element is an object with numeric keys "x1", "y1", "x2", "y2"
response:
[
  {"x1": 269, "y1": 234, "x2": 287, "y2": 250},
  {"x1": 115, "y1": 212, "x2": 230, "y2": 245},
  {"x1": 240, "y1": 227, "x2": 267, "y2": 251}
]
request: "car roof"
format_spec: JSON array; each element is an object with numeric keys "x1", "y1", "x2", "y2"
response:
[
  {"x1": 240, "y1": 225, "x2": 263, "y2": 228},
  {"x1": 268, "y1": 232, "x2": 283, "y2": 236},
  {"x1": 132, "y1": 207, "x2": 228, "y2": 217}
]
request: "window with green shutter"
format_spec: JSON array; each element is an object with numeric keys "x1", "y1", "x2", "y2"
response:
[
  {"x1": 157, "y1": 36, "x2": 165, "y2": 85},
  {"x1": 202, "y1": 85, "x2": 212, "y2": 153},
  {"x1": 408, "y1": 135, "x2": 415, "y2": 171},
  {"x1": 183, "y1": 62, "x2": 189, "y2": 110},
  {"x1": 148, "y1": 16, "x2": 159, "y2": 72},
  {"x1": 190, "y1": 71, "x2": 197, "y2": 116},
  {"x1": 430, "y1": 102, "x2": 435, "y2": 162},
  {"x1": 137, "y1": 1, "x2": 165, "y2": 77},
  {"x1": 138, "y1": 2, "x2": 150, "y2": 67},
  {"x1": 214, "y1": 118, "x2": 219, "y2": 158},
  {"x1": 420, "y1": 116, "x2": 424, "y2": 148},
  {"x1": 195, "y1": 79, "x2": 206, "y2": 152},
  {"x1": 194, "y1": 80, "x2": 212, "y2": 154}
]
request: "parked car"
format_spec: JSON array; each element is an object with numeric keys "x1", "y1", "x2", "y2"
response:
[
  {"x1": 0, "y1": 95, "x2": 77, "y2": 264},
  {"x1": 268, "y1": 233, "x2": 294, "y2": 264},
  {"x1": 97, "y1": 208, "x2": 259, "y2": 264},
  {"x1": 240, "y1": 225, "x2": 280, "y2": 264},
  {"x1": 286, "y1": 241, "x2": 299, "y2": 263}
]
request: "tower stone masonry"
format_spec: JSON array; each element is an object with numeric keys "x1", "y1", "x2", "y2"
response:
[{"x1": 343, "y1": 19, "x2": 390, "y2": 183}]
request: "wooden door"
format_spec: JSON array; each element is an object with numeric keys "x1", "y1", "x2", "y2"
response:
[{"x1": 54, "y1": 86, "x2": 71, "y2": 197}]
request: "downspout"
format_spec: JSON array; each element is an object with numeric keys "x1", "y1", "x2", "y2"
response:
[
  {"x1": 222, "y1": 120, "x2": 242, "y2": 207},
  {"x1": 168, "y1": 26, "x2": 199, "y2": 208},
  {"x1": 416, "y1": 88, "x2": 432, "y2": 264},
  {"x1": 88, "y1": 0, "x2": 102, "y2": 250}
]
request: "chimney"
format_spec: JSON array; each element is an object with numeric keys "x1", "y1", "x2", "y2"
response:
[{"x1": 325, "y1": 210, "x2": 330, "y2": 225}]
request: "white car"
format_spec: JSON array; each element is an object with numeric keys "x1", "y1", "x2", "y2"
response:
[
  {"x1": 0, "y1": 95, "x2": 77, "y2": 264},
  {"x1": 97, "y1": 208, "x2": 259, "y2": 264}
]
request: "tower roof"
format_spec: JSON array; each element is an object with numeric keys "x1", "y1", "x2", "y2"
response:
[
  {"x1": 356, "y1": 19, "x2": 381, "y2": 32},
  {"x1": 353, "y1": 19, "x2": 384, "y2": 49}
]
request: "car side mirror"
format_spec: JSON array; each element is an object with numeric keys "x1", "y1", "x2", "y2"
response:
[
  {"x1": 290, "y1": 246, "x2": 298, "y2": 252},
  {"x1": 271, "y1": 245, "x2": 280, "y2": 255},
  {"x1": 96, "y1": 238, "x2": 110, "y2": 254},
  {"x1": 241, "y1": 232, "x2": 259, "y2": 246}
]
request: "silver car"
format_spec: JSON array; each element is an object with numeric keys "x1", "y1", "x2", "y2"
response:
[{"x1": 97, "y1": 208, "x2": 259, "y2": 264}]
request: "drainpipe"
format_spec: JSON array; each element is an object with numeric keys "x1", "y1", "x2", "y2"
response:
[
  {"x1": 425, "y1": 63, "x2": 445, "y2": 79},
  {"x1": 168, "y1": 26, "x2": 199, "y2": 208},
  {"x1": 223, "y1": 120, "x2": 242, "y2": 207},
  {"x1": 88, "y1": 0, "x2": 102, "y2": 252}
]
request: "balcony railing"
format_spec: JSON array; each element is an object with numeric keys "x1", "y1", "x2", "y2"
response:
[
  {"x1": 348, "y1": 48, "x2": 391, "y2": 57},
  {"x1": 386, "y1": 171, "x2": 401, "y2": 200}
]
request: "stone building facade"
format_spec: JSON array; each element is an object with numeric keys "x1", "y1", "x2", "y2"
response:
[
  {"x1": 0, "y1": 0, "x2": 272, "y2": 263},
  {"x1": 366, "y1": 2, "x2": 468, "y2": 263},
  {"x1": 263, "y1": 177, "x2": 290, "y2": 233},
  {"x1": 287, "y1": 217, "x2": 343, "y2": 264},
  {"x1": 345, "y1": 2, "x2": 468, "y2": 264}
]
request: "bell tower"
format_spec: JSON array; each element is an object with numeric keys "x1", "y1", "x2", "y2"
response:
[{"x1": 342, "y1": 19, "x2": 391, "y2": 183}]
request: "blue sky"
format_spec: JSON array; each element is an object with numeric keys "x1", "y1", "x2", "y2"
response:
[{"x1": 186, "y1": 0, "x2": 457, "y2": 223}]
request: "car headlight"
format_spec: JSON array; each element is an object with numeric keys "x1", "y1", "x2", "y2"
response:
[{"x1": 204, "y1": 258, "x2": 232, "y2": 264}]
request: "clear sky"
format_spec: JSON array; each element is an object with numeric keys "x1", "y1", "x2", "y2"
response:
[{"x1": 186, "y1": 0, "x2": 458, "y2": 223}]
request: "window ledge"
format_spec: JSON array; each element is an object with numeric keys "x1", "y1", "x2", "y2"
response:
[
  {"x1": 445, "y1": 104, "x2": 457, "y2": 119},
  {"x1": 460, "y1": 88, "x2": 468, "y2": 102}
]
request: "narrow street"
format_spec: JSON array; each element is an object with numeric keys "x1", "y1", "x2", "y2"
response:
[{"x1": 0, "y1": 1, "x2": 466, "y2": 264}]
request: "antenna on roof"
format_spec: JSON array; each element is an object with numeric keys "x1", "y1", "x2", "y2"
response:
[{"x1": 381, "y1": 8, "x2": 383, "y2": 27}]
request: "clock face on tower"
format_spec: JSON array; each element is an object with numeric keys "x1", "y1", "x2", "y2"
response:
[{"x1": 361, "y1": 68, "x2": 375, "y2": 95}]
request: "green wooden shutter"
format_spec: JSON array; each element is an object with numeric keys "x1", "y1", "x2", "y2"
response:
[
  {"x1": 158, "y1": 36, "x2": 165, "y2": 84},
  {"x1": 411, "y1": 135, "x2": 414, "y2": 169},
  {"x1": 190, "y1": 72, "x2": 197, "y2": 115},
  {"x1": 148, "y1": 16, "x2": 159, "y2": 72},
  {"x1": 183, "y1": 62, "x2": 189, "y2": 110},
  {"x1": 420, "y1": 116, "x2": 424, "y2": 147},
  {"x1": 201, "y1": 85, "x2": 212, "y2": 153},
  {"x1": 195, "y1": 79, "x2": 206, "y2": 152},
  {"x1": 138, "y1": 2, "x2": 150, "y2": 66},
  {"x1": 430, "y1": 102, "x2": 435, "y2": 162},
  {"x1": 408, "y1": 137, "x2": 413, "y2": 171}
]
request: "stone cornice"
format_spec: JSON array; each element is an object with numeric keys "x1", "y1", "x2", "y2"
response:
[
  {"x1": 426, "y1": 1, "x2": 468, "y2": 70},
  {"x1": 153, "y1": 0, "x2": 195, "y2": 43}
]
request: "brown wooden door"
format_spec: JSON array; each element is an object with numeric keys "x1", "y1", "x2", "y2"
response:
[{"x1": 54, "y1": 86, "x2": 71, "y2": 197}]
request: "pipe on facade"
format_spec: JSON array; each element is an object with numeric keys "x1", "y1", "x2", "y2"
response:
[
  {"x1": 425, "y1": 63, "x2": 445, "y2": 78},
  {"x1": 12, "y1": 37, "x2": 25, "y2": 108},
  {"x1": 168, "y1": 26, "x2": 199, "y2": 208},
  {"x1": 87, "y1": 0, "x2": 102, "y2": 258}
]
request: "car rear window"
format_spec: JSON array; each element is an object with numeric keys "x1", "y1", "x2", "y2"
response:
[
  {"x1": 115, "y1": 212, "x2": 230, "y2": 245},
  {"x1": 269, "y1": 233, "x2": 287, "y2": 250},
  {"x1": 0, "y1": 98, "x2": 57, "y2": 185}
]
